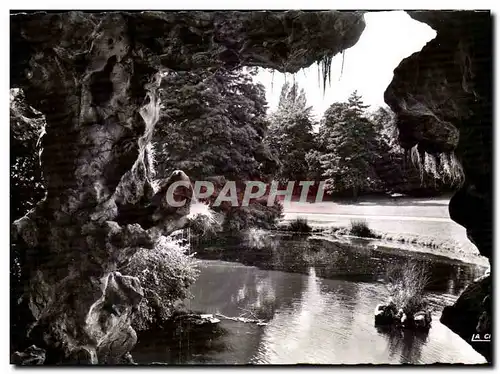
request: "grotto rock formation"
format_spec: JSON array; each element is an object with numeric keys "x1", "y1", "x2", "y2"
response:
[
  {"x1": 10, "y1": 10, "x2": 365, "y2": 364},
  {"x1": 384, "y1": 11, "x2": 492, "y2": 362}
]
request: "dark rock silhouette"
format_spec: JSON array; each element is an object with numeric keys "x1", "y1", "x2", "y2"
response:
[{"x1": 384, "y1": 11, "x2": 492, "y2": 363}]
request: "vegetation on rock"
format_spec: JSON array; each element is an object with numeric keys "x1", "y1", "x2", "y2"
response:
[
  {"x1": 385, "y1": 260, "x2": 430, "y2": 316},
  {"x1": 127, "y1": 236, "x2": 199, "y2": 331}
]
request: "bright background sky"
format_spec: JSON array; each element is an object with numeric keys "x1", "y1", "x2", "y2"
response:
[{"x1": 252, "y1": 11, "x2": 436, "y2": 120}]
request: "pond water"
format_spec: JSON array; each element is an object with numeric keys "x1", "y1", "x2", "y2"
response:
[{"x1": 133, "y1": 235, "x2": 488, "y2": 365}]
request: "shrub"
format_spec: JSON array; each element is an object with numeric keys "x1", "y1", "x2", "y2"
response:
[
  {"x1": 287, "y1": 218, "x2": 312, "y2": 233},
  {"x1": 348, "y1": 219, "x2": 376, "y2": 238},
  {"x1": 126, "y1": 235, "x2": 199, "y2": 331},
  {"x1": 385, "y1": 260, "x2": 430, "y2": 315},
  {"x1": 222, "y1": 200, "x2": 284, "y2": 232},
  {"x1": 187, "y1": 202, "x2": 224, "y2": 243}
]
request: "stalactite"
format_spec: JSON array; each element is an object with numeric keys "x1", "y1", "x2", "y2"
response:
[
  {"x1": 410, "y1": 144, "x2": 421, "y2": 171},
  {"x1": 424, "y1": 152, "x2": 439, "y2": 180},
  {"x1": 448, "y1": 152, "x2": 465, "y2": 187},
  {"x1": 319, "y1": 54, "x2": 333, "y2": 96},
  {"x1": 340, "y1": 49, "x2": 346, "y2": 79},
  {"x1": 439, "y1": 152, "x2": 452, "y2": 182},
  {"x1": 317, "y1": 63, "x2": 321, "y2": 92}
]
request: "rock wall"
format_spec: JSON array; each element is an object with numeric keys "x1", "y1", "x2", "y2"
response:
[
  {"x1": 10, "y1": 10, "x2": 366, "y2": 364},
  {"x1": 384, "y1": 11, "x2": 492, "y2": 362}
]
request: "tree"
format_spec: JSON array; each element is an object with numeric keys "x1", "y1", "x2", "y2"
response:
[
  {"x1": 317, "y1": 91, "x2": 384, "y2": 197},
  {"x1": 265, "y1": 81, "x2": 316, "y2": 182},
  {"x1": 370, "y1": 106, "x2": 399, "y2": 150},
  {"x1": 309, "y1": 97, "x2": 451, "y2": 198},
  {"x1": 154, "y1": 68, "x2": 277, "y2": 182},
  {"x1": 153, "y1": 68, "x2": 282, "y2": 232}
]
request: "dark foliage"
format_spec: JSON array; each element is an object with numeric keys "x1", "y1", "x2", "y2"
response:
[
  {"x1": 153, "y1": 68, "x2": 283, "y2": 232},
  {"x1": 264, "y1": 82, "x2": 316, "y2": 182},
  {"x1": 305, "y1": 92, "x2": 454, "y2": 198},
  {"x1": 154, "y1": 67, "x2": 277, "y2": 181},
  {"x1": 287, "y1": 218, "x2": 312, "y2": 233},
  {"x1": 348, "y1": 219, "x2": 376, "y2": 238}
]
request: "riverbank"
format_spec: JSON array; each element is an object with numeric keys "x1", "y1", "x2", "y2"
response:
[
  {"x1": 277, "y1": 196, "x2": 485, "y2": 265},
  {"x1": 273, "y1": 224, "x2": 488, "y2": 267},
  {"x1": 143, "y1": 196, "x2": 489, "y2": 365},
  {"x1": 192, "y1": 232, "x2": 487, "y2": 292}
]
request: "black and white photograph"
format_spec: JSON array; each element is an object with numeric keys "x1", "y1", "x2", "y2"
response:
[{"x1": 8, "y1": 6, "x2": 493, "y2": 366}]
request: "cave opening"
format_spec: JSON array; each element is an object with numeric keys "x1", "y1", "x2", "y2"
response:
[{"x1": 9, "y1": 10, "x2": 492, "y2": 365}]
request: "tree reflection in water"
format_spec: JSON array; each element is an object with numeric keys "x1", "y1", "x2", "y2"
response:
[
  {"x1": 133, "y1": 313, "x2": 229, "y2": 364},
  {"x1": 195, "y1": 234, "x2": 486, "y2": 296},
  {"x1": 134, "y1": 232, "x2": 487, "y2": 365},
  {"x1": 376, "y1": 325, "x2": 429, "y2": 364},
  {"x1": 133, "y1": 259, "x2": 486, "y2": 365}
]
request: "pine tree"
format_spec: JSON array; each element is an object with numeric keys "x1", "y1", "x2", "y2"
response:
[
  {"x1": 265, "y1": 81, "x2": 316, "y2": 182},
  {"x1": 318, "y1": 91, "x2": 384, "y2": 197}
]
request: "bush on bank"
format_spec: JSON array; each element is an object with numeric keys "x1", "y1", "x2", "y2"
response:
[{"x1": 126, "y1": 236, "x2": 199, "y2": 331}]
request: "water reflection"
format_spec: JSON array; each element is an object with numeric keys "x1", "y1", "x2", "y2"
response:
[
  {"x1": 252, "y1": 267, "x2": 323, "y2": 364},
  {"x1": 376, "y1": 326, "x2": 429, "y2": 364},
  {"x1": 134, "y1": 232, "x2": 487, "y2": 365},
  {"x1": 133, "y1": 259, "x2": 487, "y2": 365},
  {"x1": 196, "y1": 234, "x2": 486, "y2": 297},
  {"x1": 132, "y1": 313, "x2": 230, "y2": 364},
  {"x1": 252, "y1": 266, "x2": 363, "y2": 364}
]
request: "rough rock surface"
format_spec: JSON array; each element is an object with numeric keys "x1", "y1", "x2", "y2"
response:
[
  {"x1": 384, "y1": 11, "x2": 492, "y2": 362},
  {"x1": 441, "y1": 274, "x2": 491, "y2": 362},
  {"x1": 10, "y1": 10, "x2": 366, "y2": 364},
  {"x1": 11, "y1": 345, "x2": 46, "y2": 365}
]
